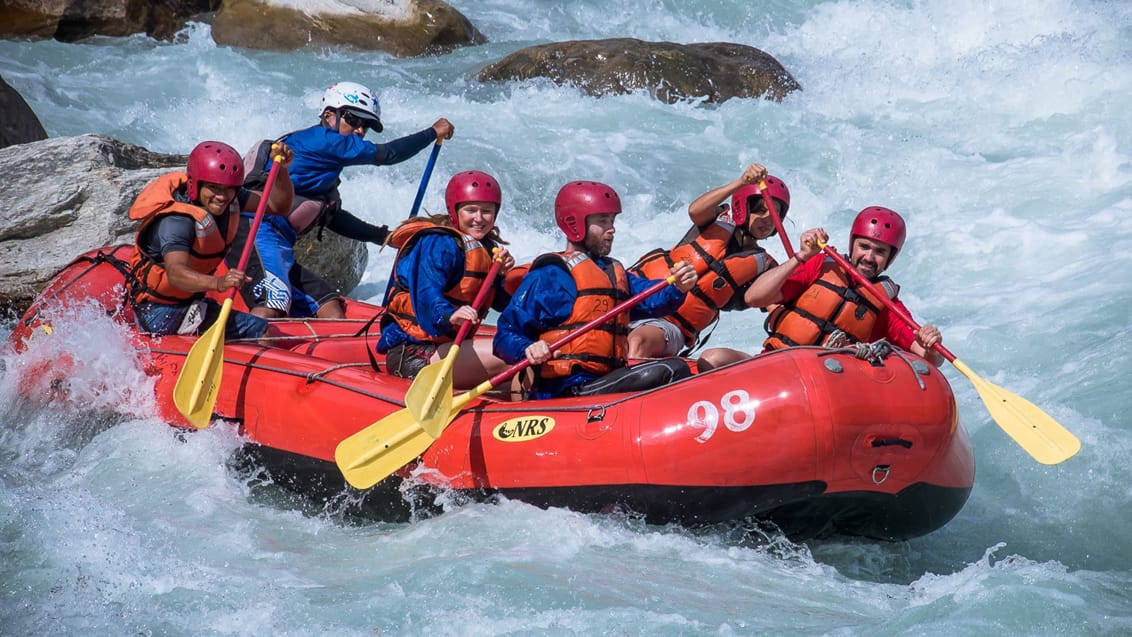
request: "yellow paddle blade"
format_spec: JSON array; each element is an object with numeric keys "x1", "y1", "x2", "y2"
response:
[
  {"x1": 334, "y1": 406, "x2": 437, "y2": 489},
  {"x1": 404, "y1": 345, "x2": 458, "y2": 438},
  {"x1": 335, "y1": 389, "x2": 482, "y2": 489},
  {"x1": 172, "y1": 298, "x2": 232, "y2": 429},
  {"x1": 952, "y1": 358, "x2": 1081, "y2": 465}
]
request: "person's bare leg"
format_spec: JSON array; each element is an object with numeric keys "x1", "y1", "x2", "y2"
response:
[
  {"x1": 452, "y1": 338, "x2": 508, "y2": 389},
  {"x1": 315, "y1": 298, "x2": 346, "y2": 319},
  {"x1": 696, "y1": 347, "x2": 751, "y2": 372},
  {"x1": 627, "y1": 324, "x2": 667, "y2": 359},
  {"x1": 251, "y1": 306, "x2": 285, "y2": 319}
]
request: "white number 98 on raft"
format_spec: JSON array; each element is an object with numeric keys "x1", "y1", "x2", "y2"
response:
[{"x1": 685, "y1": 389, "x2": 756, "y2": 443}]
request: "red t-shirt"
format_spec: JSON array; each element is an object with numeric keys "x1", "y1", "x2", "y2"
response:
[{"x1": 778, "y1": 255, "x2": 916, "y2": 350}]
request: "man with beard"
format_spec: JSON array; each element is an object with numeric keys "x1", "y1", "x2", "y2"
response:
[
  {"x1": 493, "y1": 180, "x2": 698, "y2": 399},
  {"x1": 697, "y1": 206, "x2": 944, "y2": 370}
]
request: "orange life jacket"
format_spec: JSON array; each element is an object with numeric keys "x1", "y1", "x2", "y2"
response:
[
  {"x1": 383, "y1": 221, "x2": 495, "y2": 343},
  {"x1": 537, "y1": 252, "x2": 631, "y2": 380},
  {"x1": 666, "y1": 248, "x2": 778, "y2": 340},
  {"x1": 631, "y1": 216, "x2": 764, "y2": 341},
  {"x1": 630, "y1": 216, "x2": 739, "y2": 281},
  {"x1": 127, "y1": 172, "x2": 240, "y2": 305},
  {"x1": 763, "y1": 256, "x2": 899, "y2": 350}
]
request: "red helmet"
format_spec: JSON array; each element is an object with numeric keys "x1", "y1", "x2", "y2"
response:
[
  {"x1": 554, "y1": 181, "x2": 622, "y2": 242},
  {"x1": 730, "y1": 175, "x2": 791, "y2": 227},
  {"x1": 850, "y1": 206, "x2": 907, "y2": 263},
  {"x1": 445, "y1": 170, "x2": 502, "y2": 226},
  {"x1": 186, "y1": 141, "x2": 244, "y2": 201}
]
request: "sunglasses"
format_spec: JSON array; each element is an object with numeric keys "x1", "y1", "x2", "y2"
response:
[{"x1": 340, "y1": 110, "x2": 376, "y2": 130}]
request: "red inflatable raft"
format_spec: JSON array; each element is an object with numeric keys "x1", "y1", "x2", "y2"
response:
[{"x1": 8, "y1": 246, "x2": 974, "y2": 540}]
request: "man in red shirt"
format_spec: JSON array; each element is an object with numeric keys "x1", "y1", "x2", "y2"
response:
[{"x1": 697, "y1": 206, "x2": 943, "y2": 371}]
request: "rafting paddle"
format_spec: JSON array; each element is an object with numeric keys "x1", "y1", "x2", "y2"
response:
[
  {"x1": 759, "y1": 178, "x2": 794, "y2": 258},
  {"x1": 409, "y1": 138, "x2": 442, "y2": 219},
  {"x1": 335, "y1": 274, "x2": 679, "y2": 489},
  {"x1": 406, "y1": 250, "x2": 505, "y2": 437},
  {"x1": 173, "y1": 151, "x2": 285, "y2": 429},
  {"x1": 818, "y1": 242, "x2": 1080, "y2": 465},
  {"x1": 380, "y1": 138, "x2": 443, "y2": 306}
]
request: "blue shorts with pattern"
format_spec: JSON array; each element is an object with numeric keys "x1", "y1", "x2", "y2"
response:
[
  {"x1": 247, "y1": 215, "x2": 322, "y2": 317},
  {"x1": 134, "y1": 299, "x2": 268, "y2": 340}
]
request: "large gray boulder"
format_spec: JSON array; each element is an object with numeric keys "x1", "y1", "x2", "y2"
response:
[
  {"x1": 211, "y1": 0, "x2": 485, "y2": 56},
  {"x1": 479, "y1": 38, "x2": 800, "y2": 104},
  {"x1": 0, "y1": 0, "x2": 212, "y2": 41},
  {"x1": 1, "y1": 74, "x2": 47, "y2": 149},
  {"x1": 0, "y1": 135, "x2": 364, "y2": 313}
]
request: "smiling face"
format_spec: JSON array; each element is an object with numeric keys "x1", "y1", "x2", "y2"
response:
[
  {"x1": 849, "y1": 236, "x2": 894, "y2": 279},
  {"x1": 197, "y1": 181, "x2": 238, "y2": 216},
  {"x1": 743, "y1": 196, "x2": 778, "y2": 240},
  {"x1": 455, "y1": 201, "x2": 498, "y2": 240},
  {"x1": 582, "y1": 213, "x2": 618, "y2": 257}
]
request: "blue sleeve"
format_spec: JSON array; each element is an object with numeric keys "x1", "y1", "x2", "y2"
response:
[
  {"x1": 373, "y1": 128, "x2": 438, "y2": 166},
  {"x1": 288, "y1": 125, "x2": 378, "y2": 165},
  {"x1": 395, "y1": 234, "x2": 464, "y2": 338},
  {"x1": 277, "y1": 126, "x2": 380, "y2": 196},
  {"x1": 493, "y1": 265, "x2": 576, "y2": 364},
  {"x1": 628, "y1": 272, "x2": 684, "y2": 320}
]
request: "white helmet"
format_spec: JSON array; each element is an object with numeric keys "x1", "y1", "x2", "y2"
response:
[{"x1": 321, "y1": 81, "x2": 383, "y2": 132}]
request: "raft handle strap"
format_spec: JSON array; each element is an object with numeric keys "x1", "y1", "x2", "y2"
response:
[
  {"x1": 871, "y1": 438, "x2": 913, "y2": 449},
  {"x1": 886, "y1": 343, "x2": 928, "y2": 391},
  {"x1": 819, "y1": 338, "x2": 929, "y2": 391}
]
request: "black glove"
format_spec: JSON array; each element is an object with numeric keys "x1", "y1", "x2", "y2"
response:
[
  {"x1": 325, "y1": 207, "x2": 390, "y2": 245},
  {"x1": 372, "y1": 224, "x2": 390, "y2": 245}
]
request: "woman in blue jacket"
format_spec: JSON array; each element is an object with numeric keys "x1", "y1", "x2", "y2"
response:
[{"x1": 378, "y1": 170, "x2": 515, "y2": 389}]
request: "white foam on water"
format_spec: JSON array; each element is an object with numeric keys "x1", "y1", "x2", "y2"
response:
[{"x1": 2, "y1": 0, "x2": 1130, "y2": 633}]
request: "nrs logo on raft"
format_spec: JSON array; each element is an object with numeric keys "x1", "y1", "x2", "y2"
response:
[{"x1": 492, "y1": 416, "x2": 555, "y2": 442}]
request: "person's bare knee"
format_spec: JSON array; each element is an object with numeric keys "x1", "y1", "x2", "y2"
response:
[
  {"x1": 696, "y1": 347, "x2": 749, "y2": 372},
  {"x1": 315, "y1": 298, "x2": 345, "y2": 319},
  {"x1": 628, "y1": 325, "x2": 664, "y2": 359},
  {"x1": 453, "y1": 338, "x2": 503, "y2": 388},
  {"x1": 627, "y1": 331, "x2": 647, "y2": 358}
]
